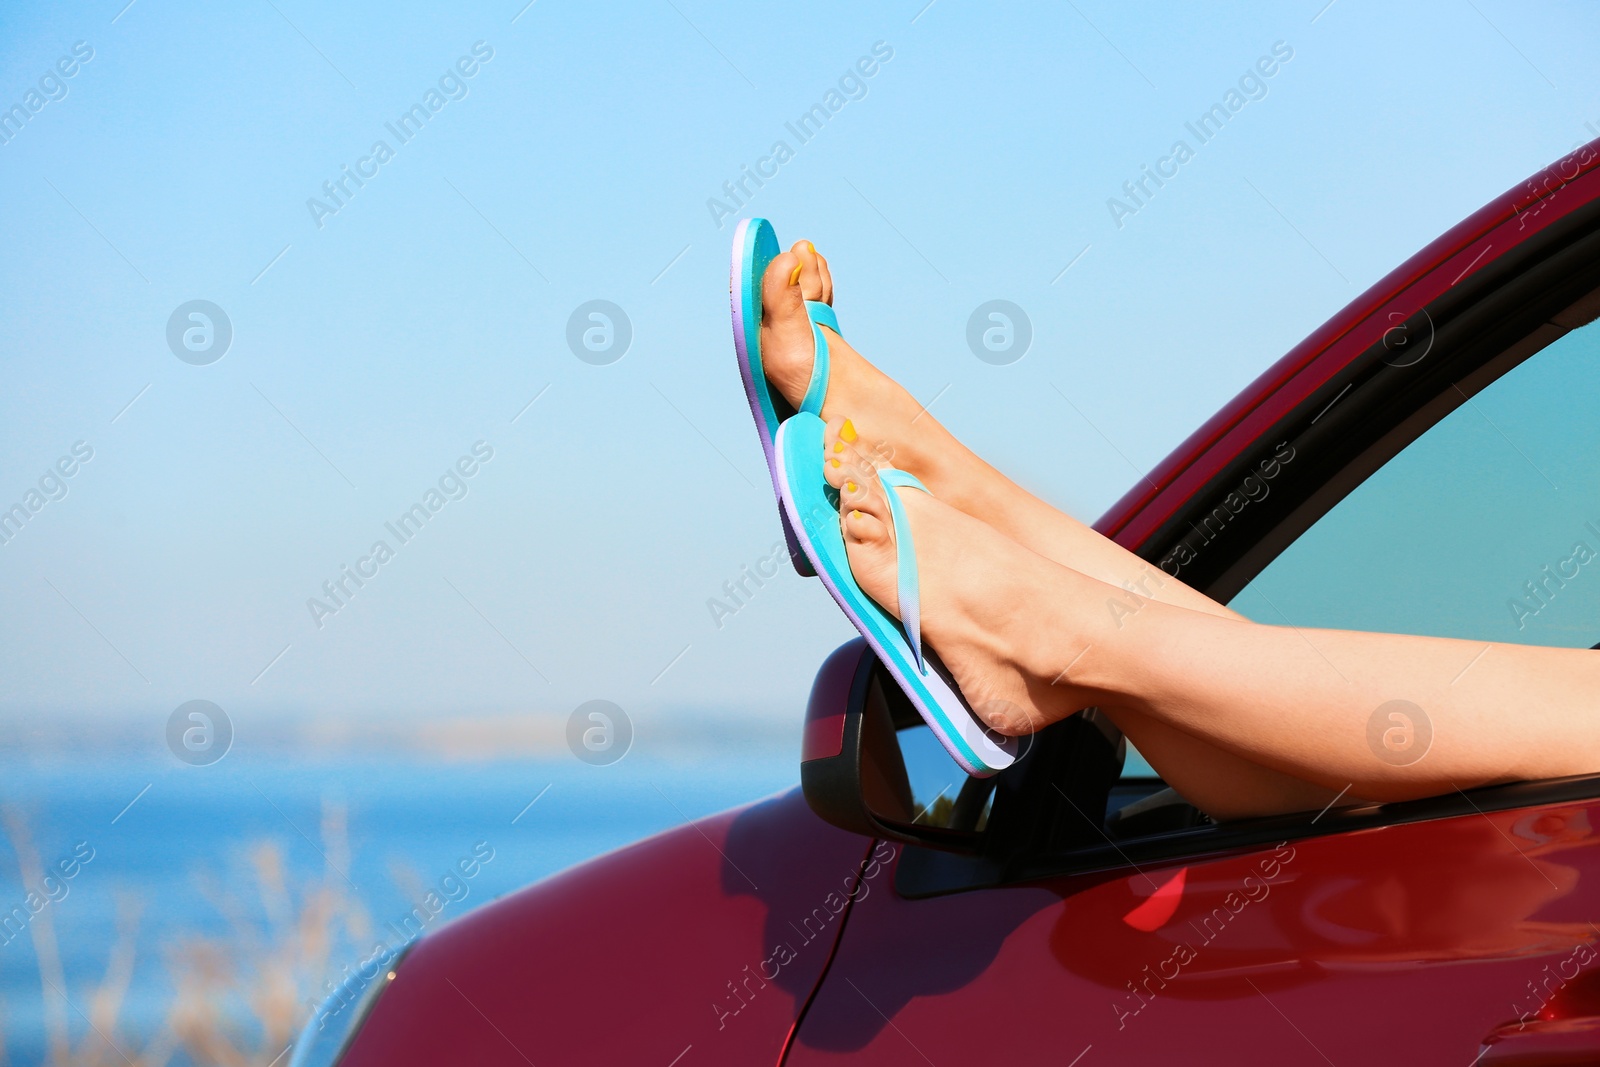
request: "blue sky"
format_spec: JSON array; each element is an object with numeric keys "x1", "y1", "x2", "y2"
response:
[{"x1": 1, "y1": 0, "x2": 1598, "y2": 755}]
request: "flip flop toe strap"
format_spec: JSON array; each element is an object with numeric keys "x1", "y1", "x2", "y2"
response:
[
  {"x1": 799, "y1": 300, "x2": 840, "y2": 415},
  {"x1": 877, "y1": 468, "x2": 931, "y2": 674}
]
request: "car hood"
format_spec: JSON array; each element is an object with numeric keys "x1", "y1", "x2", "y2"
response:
[{"x1": 338, "y1": 786, "x2": 877, "y2": 1067}]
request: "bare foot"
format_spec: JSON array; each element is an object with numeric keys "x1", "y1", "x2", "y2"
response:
[
  {"x1": 820, "y1": 422, "x2": 1103, "y2": 735},
  {"x1": 760, "y1": 242, "x2": 1051, "y2": 547}
]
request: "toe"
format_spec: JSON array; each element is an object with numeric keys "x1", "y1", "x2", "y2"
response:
[
  {"x1": 761, "y1": 250, "x2": 806, "y2": 322},
  {"x1": 823, "y1": 448, "x2": 870, "y2": 493},
  {"x1": 789, "y1": 240, "x2": 828, "y2": 303},
  {"x1": 759, "y1": 250, "x2": 819, "y2": 404},
  {"x1": 822, "y1": 415, "x2": 884, "y2": 481},
  {"x1": 839, "y1": 473, "x2": 898, "y2": 615},
  {"x1": 826, "y1": 451, "x2": 873, "y2": 509},
  {"x1": 813, "y1": 246, "x2": 834, "y2": 305},
  {"x1": 842, "y1": 497, "x2": 891, "y2": 549},
  {"x1": 840, "y1": 473, "x2": 891, "y2": 547}
]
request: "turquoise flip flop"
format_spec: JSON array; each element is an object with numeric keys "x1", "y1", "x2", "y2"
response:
[
  {"x1": 731, "y1": 217, "x2": 842, "y2": 577},
  {"x1": 774, "y1": 411, "x2": 1020, "y2": 777}
]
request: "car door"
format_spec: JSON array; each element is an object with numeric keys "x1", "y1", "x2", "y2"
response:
[{"x1": 784, "y1": 144, "x2": 1600, "y2": 1065}]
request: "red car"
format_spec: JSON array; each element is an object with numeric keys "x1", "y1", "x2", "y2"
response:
[{"x1": 300, "y1": 142, "x2": 1600, "y2": 1066}]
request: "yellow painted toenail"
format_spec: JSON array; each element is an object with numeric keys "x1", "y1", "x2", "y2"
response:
[
  {"x1": 845, "y1": 482, "x2": 858, "y2": 493},
  {"x1": 788, "y1": 263, "x2": 803, "y2": 286},
  {"x1": 840, "y1": 419, "x2": 858, "y2": 443},
  {"x1": 832, "y1": 441, "x2": 844, "y2": 453},
  {"x1": 805, "y1": 241, "x2": 816, "y2": 255},
  {"x1": 850, "y1": 510, "x2": 862, "y2": 520},
  {"x1": 829, "y1": 458, "x2": 841, "y2": 468}
]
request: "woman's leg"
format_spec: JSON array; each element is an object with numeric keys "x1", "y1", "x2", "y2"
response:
[
  {"x1": 820, "y1": 435, "x2": 1600, "y2": 820},
  {"x1": 763, "y1": 245, "x2": 1342, "y2": 809},
  {"x1": 1076, "y1": 608, "x2": 1600, "y2": 811}
]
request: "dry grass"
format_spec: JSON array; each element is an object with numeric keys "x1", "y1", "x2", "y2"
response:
[{"x1": 2, "y1": 802, "x2": 378, "y2": 1067}]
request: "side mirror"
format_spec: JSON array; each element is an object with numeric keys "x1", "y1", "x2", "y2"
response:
[
  {"x1": 800, "y1": 639, "x2": 997, "y2": 853},
  {"x1": 800, "y1": 639, "x2": 1131, "y2": 866}
]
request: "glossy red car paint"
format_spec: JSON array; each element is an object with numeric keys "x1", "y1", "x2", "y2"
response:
[
  {"x1": 786, "y1": 800, "x2": 1600, "y2": 1063},
  {"x1": 336, "y1": 143, "x2": 1600, "y2": 1065},
  {"x1": 801, "y1": 640, "x2": 857, "y2": 763},
  {"x1": 337, "y1": 793, "x2": 876, "y2": 1066}
]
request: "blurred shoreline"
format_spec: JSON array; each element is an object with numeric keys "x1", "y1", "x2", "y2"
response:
[{"x1": 0, "y1": 706, "x2": 801, "y2": 762}]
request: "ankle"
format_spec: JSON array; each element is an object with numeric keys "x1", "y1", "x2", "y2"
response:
[{"x1": 1016, "y1": 564, "x2": 1153, "y2": 703}]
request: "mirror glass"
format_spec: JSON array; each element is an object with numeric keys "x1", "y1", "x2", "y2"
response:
[
  {"x1": 896, "y1": 723, "x2": 989, "y2": 829},
  {"x1": 856, "y1": 667, "x2": 996, "y2": 834}
]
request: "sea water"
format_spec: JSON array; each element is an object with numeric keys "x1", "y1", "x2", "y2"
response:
[{"x1": 0, "y1": 748, "x2": 797, "y2": 1065}]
